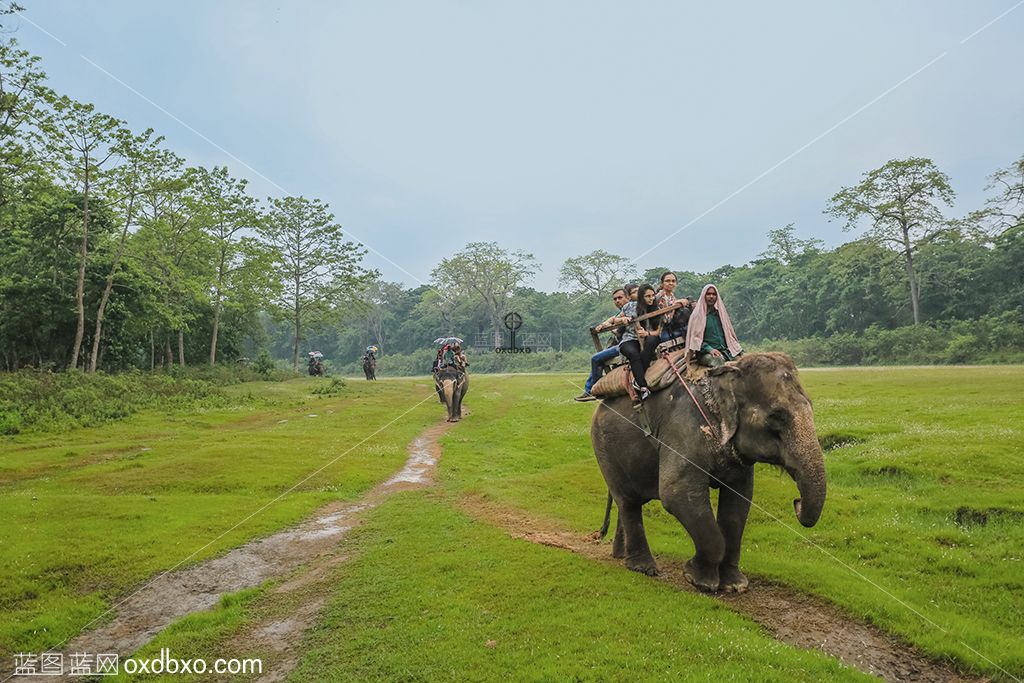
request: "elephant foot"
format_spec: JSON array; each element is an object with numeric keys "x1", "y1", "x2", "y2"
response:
[
  {"x1": 718, "y1": 565, "x2": 748, "y2": 593},
  {"x1": 683, "y1": 558, "x2": 720, "y2": 592},
  {"x1": 625, "y1": 555, "x2": 659, "y2": 577}
]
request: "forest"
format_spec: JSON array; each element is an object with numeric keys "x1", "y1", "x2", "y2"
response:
[{"x1": 2, "y1": 34, "x2": 1022, "y2": 376}]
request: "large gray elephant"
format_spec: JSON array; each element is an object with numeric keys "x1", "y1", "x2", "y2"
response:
[
  {"x1": 435, "y1": 366, "x2": 468, "y2": 422},
  {"x1": 591, "y1": 352, "x2": 825, "y2": 593}
]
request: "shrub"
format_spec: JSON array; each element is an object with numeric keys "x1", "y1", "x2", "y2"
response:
[{"x1": 0, "y1": 369, "x2": 258, "y2": 434}]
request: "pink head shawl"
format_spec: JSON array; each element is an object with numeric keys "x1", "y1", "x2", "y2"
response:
[{"x1": 685, "y1": 284, "x2": 743, "y2": 357}]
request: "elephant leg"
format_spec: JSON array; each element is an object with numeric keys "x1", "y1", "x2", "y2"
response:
[
  {"x1": 611, "y1": 513, "x2": 625, "y2": 559},
  {"x1": 618, "y1": 499, "x2": 658, "y2": 576},
  {"x1": 661, "y1": 481, "x2": 724, "y2": 592},
  {"x1": 716, "y1": 468, "x2": 753, "y2": 593}
]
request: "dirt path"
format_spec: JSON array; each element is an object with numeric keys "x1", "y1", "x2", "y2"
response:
[
  {"x1": 218, "y1": 419, "x2": 454, "y2": 681},
  {"x1": 458, "y1": 494, "x2": 988, "y2": 683},
  {"x1": 9, "y1": 419, "x2": 454, "y2": 682}
]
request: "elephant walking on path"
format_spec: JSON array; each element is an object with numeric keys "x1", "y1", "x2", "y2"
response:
[
  {"x1": 435, "y1": 366, "x2": 469, "y2": 422},
  {"x1": 591, "y1": 352, "x2": 826, "y2": 593}
]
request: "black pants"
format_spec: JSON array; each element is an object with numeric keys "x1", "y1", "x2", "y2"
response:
[{"x1": 618, "y1": 338, "x2": 658, "y2": 389}]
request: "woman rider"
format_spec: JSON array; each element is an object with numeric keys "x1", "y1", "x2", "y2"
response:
[
  {"x1": 654, "y1": 271, "x2": 691, "y2": 343},
  {"x1": 618, "y1": 283, "x2": 661, "y2": 401}
]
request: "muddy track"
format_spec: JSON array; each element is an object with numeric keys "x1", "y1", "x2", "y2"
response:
[
  {"x1": 6, "y1": 419, "x2": 454, "y2": 682},
  {"x1": 458, "y1": 494, "x2": 988, "y2": 683}
]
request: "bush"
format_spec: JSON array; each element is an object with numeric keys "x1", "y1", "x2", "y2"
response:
[
  {"x1": 757, "y1": 314, "x2": 1024, "y2": 366},
  {"x1": 311, "y1": 378, "x2": 347, "y2": 396},
  {"x1": 0, "y1": 369, "x2": 250, "y2": 434},
  {"x1": 252, "y1": 350, "x2": 277, "y2": 376}
]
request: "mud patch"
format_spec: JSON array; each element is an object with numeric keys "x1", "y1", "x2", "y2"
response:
[
  {"x1": 953, "y1": 506, "x2": 1024, "y2": 529},
  {"x1": 13, "y1": 419, "x2": 455, "y2": 682},
  {"x1": 458, "y1": 494, "x2": 986, "y2": 683},
  {"x1": 818, "y1": 432, "x2": 866, "y2": 451}
]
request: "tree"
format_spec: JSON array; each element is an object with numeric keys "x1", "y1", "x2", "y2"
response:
[
  {"x1": 978, "y1": 153, "x2": 1024, "y2": 234},
  {"x1": 826, "y1": 157, "x2": 954, "y2": 324},
  {"x1": 432, "y1": 242, "x2": 538, "y2": 347},
  {"x1": 43, "y1": 95, "x2": 123, "y2": 368},
  {"x1": 134, "y1": 157, "x2": 213, "y2": 367},
  {"x1": 558, "y1": 250, "x2": 635, "y2": 297},
  {"x1": 355, "y1": 277, "x2": 403, "y2": 352},
  {"x1": 259, "y1": 196, "x2": 367, "y2": 371},
  {"x1": 759, "y1": 224, "x2": 823, "y2": 264},
  {"x1": 191, "y1": 165, "x2": 261, "y2": 365},
  {"x1": 88, "y1": 128, "x2": 162, "y2": 372},
  {"x1": 0, "y1": 38, "x2": 47, "y2": 207}
]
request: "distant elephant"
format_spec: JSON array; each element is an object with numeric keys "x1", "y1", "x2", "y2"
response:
[
  {"x1": 435, "y1": 366, "x2": 468, "y2": 422},
  {"x1": 591, "y1": 352, "x2": 826, "y2": 593},
  {"x1": 362, "y1": 356, "x2": 377, "y2": 380}
]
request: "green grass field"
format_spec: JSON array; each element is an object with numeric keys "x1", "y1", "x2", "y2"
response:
[
  {"x1": 0, "y1": 377, "x2": 441, "y2": 657},
  {"x1": 2, "y1": 367, "x2": 1022, "y2": 680}
]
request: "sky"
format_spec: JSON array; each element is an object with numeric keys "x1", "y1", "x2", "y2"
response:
[{"x1": 10, "y1": 1, "x2": 1024, "y2": 291}]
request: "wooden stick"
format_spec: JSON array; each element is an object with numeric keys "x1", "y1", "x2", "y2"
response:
[{"x1": 596, "y1": 301, "x2": 686, "y2": 332}]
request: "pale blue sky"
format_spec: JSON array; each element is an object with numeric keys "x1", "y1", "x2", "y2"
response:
[{"x1": 12, "y1": 1, "x2": 1024, "y2": 290}]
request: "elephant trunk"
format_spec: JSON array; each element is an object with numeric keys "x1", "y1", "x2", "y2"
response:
[
  {"x1": 443, "y1": 380, "x2": 455, "y2": 415},
  {"x1": 786, "y1": 412, "x2": 827, "y2": 528}
]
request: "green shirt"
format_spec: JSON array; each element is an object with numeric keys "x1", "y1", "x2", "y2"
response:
[{"x1": 701, "y1": 310, "x2": 733, "y2": 360}]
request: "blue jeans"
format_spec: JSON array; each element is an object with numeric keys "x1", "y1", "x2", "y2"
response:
[{"x1": 585, "y1": 345, "x2": 620, "y2": 393}]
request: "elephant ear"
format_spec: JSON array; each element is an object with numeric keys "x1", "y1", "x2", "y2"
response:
[{"x1": 709, "y1": 365, "x2": 740, "y2": 446}]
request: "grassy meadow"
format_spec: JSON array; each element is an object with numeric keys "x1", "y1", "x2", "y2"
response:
[
  {"x1": 0, "y1": 376, "x2": 441, "y2": 657},
  {"x1": 2, "y1": 366, "x2": 1022, "y2": 680},
  {"x1": 429, "y1": 368, "x2": 1024, "y2": 679}
]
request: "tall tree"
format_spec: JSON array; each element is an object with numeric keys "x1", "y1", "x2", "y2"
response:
[
  {"x1": 432, "y1": 242, "x2": 538, "y2": 347},
  {"x1": 259, "y1": 196, "x2": 367, "y2": 371},
  {"x1": 355, "y1": 277, "x2": 402, "y2": 352},
  {"x1": 43, "y1": 95, "x2": 122, "y2": 368},
  {"x1": 191, "y1": 165, "x2": 261, "y2": 365},
  {"x1": 558, "y1": 249, "x2": 635, "y2": 297},
  {"x1": 759, "y1": 224, "x2": 824, "y2": 264},
  {"x1": 0, "y1": 38, "x2": 47, "y2": 207},
  {"x1": 826, "y1": 157, "x2": 954, "y2": 324},
  {"x1": 134, "y1": 158, "x2": 212, "y2": 366},
  {"x1": 979, "y1": 153, "x2": 1024, "y2": 234},
  {"x1": 88, "y1": 128, "x2": 162, "y2": 372}
]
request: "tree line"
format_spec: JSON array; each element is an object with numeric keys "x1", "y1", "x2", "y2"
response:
[
  {"x1": 0, "y1": 37, "x2": 371, "y2": 372},
  {"x1": 1, "y1": 33, "x2": 1021, "y2": 373},
  {"x1": 320, "y1": 156, "x2": 1022, "y2": 369}
]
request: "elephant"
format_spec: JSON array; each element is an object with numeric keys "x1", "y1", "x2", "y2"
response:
[
  {"x1": 591, "y1": 352, "x2": 825, "y2": 593},
  {"x1": 362, "y1": 356, "x2": 377, "y2": 380},
  {"x1": 435, "y1": 366, "x2": 468, "y2": 422}
]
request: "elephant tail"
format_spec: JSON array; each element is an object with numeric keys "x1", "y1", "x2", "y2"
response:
[{"x1": 597, "y1": 490, "x2": 613, "y2": 539}]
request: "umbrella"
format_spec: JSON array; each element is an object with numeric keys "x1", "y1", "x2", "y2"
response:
[
  {"x1": 366, "y1": 345, "x2": 379, "y2": 353},
  {"x1": 433, "y1": 336, "x2": 464, "y2": 346}
]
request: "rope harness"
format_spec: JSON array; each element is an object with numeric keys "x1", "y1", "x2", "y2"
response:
[{"x1": 665, "y1": 355, "x2": 718, "y2": 439}]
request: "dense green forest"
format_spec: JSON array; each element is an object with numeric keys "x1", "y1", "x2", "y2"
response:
[{"x1": 1, "y1": 34, "x2": 1021, "y2": 375}]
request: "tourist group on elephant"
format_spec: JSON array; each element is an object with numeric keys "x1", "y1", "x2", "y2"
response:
[
  {"x1": 362, "y1": 346, "x2": 378, "y2": 380},
  {"x1": 575, "y1": 274, "x2": 825, "y2": 595},
  {"x1": 432, "y1": 338, "x2": 469, "y2": 422}
]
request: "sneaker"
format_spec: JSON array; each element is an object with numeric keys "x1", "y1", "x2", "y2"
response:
[
  {"x1": 638, "y1": 386, "x2": 651, "y2": 401},
  {"x1": 574, "y1": 392, "x2": 597, "y2": 402}
]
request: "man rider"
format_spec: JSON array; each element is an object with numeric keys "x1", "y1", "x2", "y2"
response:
[{"x1": 574, "y1": 284, "x2": 637, "y2": 402}]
